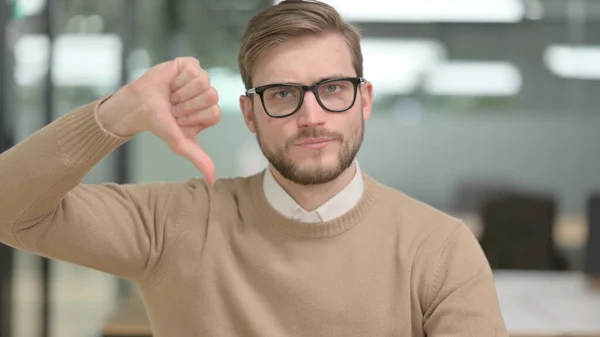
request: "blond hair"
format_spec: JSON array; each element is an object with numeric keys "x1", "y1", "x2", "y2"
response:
[{"x1": 238, "y1": 0, "x2": 363, "y2": 89}]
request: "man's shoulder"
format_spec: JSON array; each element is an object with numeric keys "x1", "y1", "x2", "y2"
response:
[
  {"x1": 211, "y1": 171, "x2": 264, "y2": 193},
  {"x1": 365, "y1": 174, "x2": 467, "y2": 243},
  {"x1": 182, "y1": 171, "x2": 263, "y2": 190},
  {"x1": 176, "y1": 171, "x2": 264, "y2": 206},
  {"x1": 130, "y1": 172, "x2": 262, "y2": 205}
]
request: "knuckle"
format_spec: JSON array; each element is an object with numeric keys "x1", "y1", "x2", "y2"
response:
[
  {"x1": 171, "y1": 91, "x2": 182, "y2": 104},
  {"x1": 206, "y1": 87, "x2": 219, "y2": 104},
  {"x1": 178, "y1": 101, "x2": 193, "y2": 114},
  {"x1": 190, "y1": 57, "x2": 201, "y2": 67},
  {"x1": 208, "y1": 106, "x2": 221, "y2": 125},
  {"x1": 193, "y1": 76, "x2": 210, "y2": 92},
  {"x1": 181, "y1": 56, "x2": 200, "y2": 67},
  {"x1": 186, "y1": 67, "x2": 201, "y2": 78},
  {"x1": 199, "y1": 70, "x2": 211, "y2": 86}
]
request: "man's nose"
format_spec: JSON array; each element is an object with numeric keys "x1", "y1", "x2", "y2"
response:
[{"x1": 297, "y1": 91, "x2": 327, "y2": 127}]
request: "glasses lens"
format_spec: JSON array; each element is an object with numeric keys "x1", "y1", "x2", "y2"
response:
[
  {"x1": 317, "y1": 79, "x2": 356, "y2": 111},
  {"x1": 262, "y1": 85, "x2": 302, "y2": 116}
]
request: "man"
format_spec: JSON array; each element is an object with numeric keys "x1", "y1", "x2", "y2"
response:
[{"x1": 0, "y1": 1, "x2": 508, "y2": 336}]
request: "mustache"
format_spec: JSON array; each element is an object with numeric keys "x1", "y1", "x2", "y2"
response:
[
  {"x1": 296, "y1": 128, "x2": 343, "y2": 140},
  {"x1": 286, "y1": 128, "x2": 343, "y2": 147}
]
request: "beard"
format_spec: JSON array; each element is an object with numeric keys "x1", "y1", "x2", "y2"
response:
[{"x1": 253, "y1": 113, "x2": 364, "y2": 186}]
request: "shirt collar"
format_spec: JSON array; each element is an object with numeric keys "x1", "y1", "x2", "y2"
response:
[{"x1": 263, "y1": 162, "x2": 364, "y2": 223}]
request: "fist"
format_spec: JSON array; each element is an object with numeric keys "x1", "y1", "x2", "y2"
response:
[{"x1": 129, "y1": 57, "x2": 221, "y2": 185}]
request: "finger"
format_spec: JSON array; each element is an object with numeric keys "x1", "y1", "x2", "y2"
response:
[
  {"x1": 175, "y1": 56, "x2": 200, "y2": 74},
  {"x1": 170, "y1": 59, "x2": 207, "y2": 93},
  {"x1": 177, "y1": 105, "x2": 221, "y2": 128},
  {"x1": 171, "y1": 77, "x2": 212, "y2": 104},
  {"x1": 170, "y1": 139, "x2": 216, "y2": 186},
  {"x1": 172, "y1": 87, "x2": 218, "y2": 118}
]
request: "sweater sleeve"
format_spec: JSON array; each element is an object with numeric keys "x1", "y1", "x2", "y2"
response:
[
  {"x1": 421, "y1": 222, "x2": 509, "y2": 337},
  {"x1": 0, "y1": 97, "x2": 208, "y2": 282}
]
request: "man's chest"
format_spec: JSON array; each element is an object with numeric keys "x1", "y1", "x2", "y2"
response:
[{"x1": 144, "y1": 233, "x2": 421, "y2": 337}]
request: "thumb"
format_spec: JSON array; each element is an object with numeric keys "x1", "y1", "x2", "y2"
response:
[{"x1": 171, "y1": 138, "x2": 216, "y2": 186}]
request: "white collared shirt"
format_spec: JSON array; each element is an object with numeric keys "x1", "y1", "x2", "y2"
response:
[{"x1": 263, "y1": 162, "x2": 364, "y2": 223}]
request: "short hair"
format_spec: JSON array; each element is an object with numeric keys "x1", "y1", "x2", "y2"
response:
[{"x1": 238, "y1": 0, "x2": 363, "y2": 89}]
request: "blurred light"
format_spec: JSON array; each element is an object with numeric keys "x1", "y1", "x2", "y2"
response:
[
  {"x1": 423, "y1": 61, "x2": 522, "y2": 96},
  {"x1": 14, "y1": 35, "x2": 49, "y2": 85},
  {"x1": 525, "y1": 0, "x2": 544, "y2": 20},
  {"x1": 53, "y1": 35, "x2": 122, "y2": 86},
  {"x1": 206, "y1": 67, "x2": 246, "y2": 114},
  {"x1": 14, "y1": 34, "x2": 122, "y2": 87},
  {"x1": 84, "y1": 15, "x2": 105, "y2": 34},
  {"x1": 274, "y1": 0, "x2": 525, "y2": 23},
  {"x1": 65, "y1": 15, "x2": 86, "y2": 33},
  {"x1": 15, "y1": 0, "x2": 46, "y2": 17},
  {"x1": 544, "y1": 45, "x2": 600, "y2": 80},
  {"x1": 362, "y1": 38, "x2": 446, "y2": 95}
]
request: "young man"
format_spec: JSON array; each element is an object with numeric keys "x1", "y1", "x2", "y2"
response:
[{"x1": 0, "y1": 1, "x2": 508, "y2": 336}]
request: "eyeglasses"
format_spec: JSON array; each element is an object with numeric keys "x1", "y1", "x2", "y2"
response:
[{"x1": 245, "y1": 77, "x2": 366, "y2": 118}]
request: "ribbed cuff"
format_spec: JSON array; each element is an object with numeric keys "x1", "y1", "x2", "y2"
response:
[{"x1": 55, "y1": 96, "x2": 132, "y2": 171}]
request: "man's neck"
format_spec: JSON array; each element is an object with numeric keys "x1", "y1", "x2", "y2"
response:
[{"x1": 269, "y1": 162, "x2": 357, "y2": 212}]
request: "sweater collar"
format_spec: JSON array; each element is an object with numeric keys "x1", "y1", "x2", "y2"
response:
[
  {"x1": 262, "y1": 161, "x2": 364, "y2": 223},
  {"x1": 249, "y1": 171, "x2": 380, "y2": 238}
]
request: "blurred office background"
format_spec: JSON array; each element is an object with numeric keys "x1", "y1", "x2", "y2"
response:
[{"x1": 1, "y1": 0, "x2": 600, "y2": 336}]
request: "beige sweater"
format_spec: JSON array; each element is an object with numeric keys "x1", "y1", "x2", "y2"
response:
[{"x1": 0, "y1": 98, "x2": 508, "y2": 336}]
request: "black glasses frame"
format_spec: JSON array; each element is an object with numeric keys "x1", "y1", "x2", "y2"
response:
[{"x1": 245, "y1": 77, "x2": 366, "y2": 118}]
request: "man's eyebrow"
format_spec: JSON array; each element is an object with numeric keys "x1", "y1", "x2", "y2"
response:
[
  {"x1": 259, "y1": 74, "x2": 352, "y2": 86},
  {"x1": 315, "y1": 74, "x2": 351, "y2": 83}
]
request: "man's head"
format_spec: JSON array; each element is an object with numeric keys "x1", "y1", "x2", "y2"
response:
[{"x1": 238, "y1": 0, "x2": 373, "y2": 185}]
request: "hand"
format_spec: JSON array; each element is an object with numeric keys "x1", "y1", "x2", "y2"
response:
[{"x1": 102, "y1": 57, "x2": 221, "y2": 185}]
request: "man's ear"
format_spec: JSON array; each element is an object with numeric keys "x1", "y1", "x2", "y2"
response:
[
  {"x1": 360, "y1": 81, "x2": 374, "y2": 120},
  {"x1": 240, "y1": 95, "x2": 257, "y2": 133}
]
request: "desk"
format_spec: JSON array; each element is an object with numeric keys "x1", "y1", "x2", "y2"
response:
[
  {"x1": 457, "y1": 213, "x2": 587, "y2": 249},
  {"x1": 495, "y1": 271, "x2": 600, "y2": 337},
  {"x1": 103, "y1": 272, "x2": 600, "y2": 337}
]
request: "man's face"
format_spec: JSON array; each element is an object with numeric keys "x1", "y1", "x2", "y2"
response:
[{"x1": 240, "y1": 33, "x2": 373, "y2": 185}]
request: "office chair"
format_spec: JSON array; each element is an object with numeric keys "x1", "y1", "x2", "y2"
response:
[{"x1": 479, "y1": 193, "x2": 568, "y2": 271}]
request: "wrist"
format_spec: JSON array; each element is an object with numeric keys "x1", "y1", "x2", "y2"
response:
[{"x1": 96, "y1": 85, "x2": 144, "y2": 138}]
